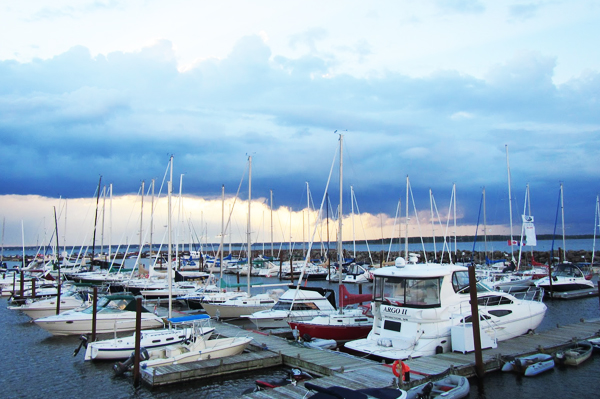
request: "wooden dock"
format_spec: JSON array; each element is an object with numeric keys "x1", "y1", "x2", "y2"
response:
[{"x1": 140, "y1": 318, "x2": 600, "y2": 398}]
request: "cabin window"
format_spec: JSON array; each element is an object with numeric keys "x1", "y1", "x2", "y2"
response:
[
  {"x1": 488, "y1": 309, "x2": 513, "y2": 317},
  {"x1": 291, "y1": 302, "x2": 319, "y2": 311},
  {"x1": 374, "y1": 276, "x2": 441, "y2": 308},
  {"x1": 272, "y1": 301, "x2": 293, "y2": 311},
  {"x1": 461, "y1": 314, "x2": 491, "y2": 323},
  {"x1": 384, "y1": 320, "x2": 402, "y2": 332}
]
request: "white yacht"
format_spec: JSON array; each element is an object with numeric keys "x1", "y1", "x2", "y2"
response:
[
  {"x1": 243, "y1": 285, "x2": 338, "y2": 329},
  {"x1": 82, "y1": 314, "x2": 215, "y2": 361},
  {"x1": 34, "y1": 294, "x2": 165, "y2": 336},
  {"x1": 344, "y1": 258, "x2": 547, "y2": 361},
  {"x1": 535, "y1": 263, "x2": 595, "y2": 293}
]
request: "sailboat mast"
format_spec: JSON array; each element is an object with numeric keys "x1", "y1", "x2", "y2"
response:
[
  {"x1": 220, "y1": 184, "x2": 224, "y2": 281},
  {"x1": 167, "y1": 156, "x2": 173, "y2": 319},
  {"x1": 560, "y1": 183, "x2": 566, "y2": 261},
  {"x1": 592, "y1": 195, "x2": 599, "y2": 268},
  {"x1": 247, "y1": 156, "x2": 252, "y2": 294},
  {"x1": 149, "y1": 180, "x2": 154, "y2": 258},
  {"x1": 1, "y1": 217, "x2": 5, "y2": 264},
  {"x1": 270, "y1": 190, "x2": 274, "y2": 258},
  {"x1": 351, "y1": 185, "x2": 356, "y2": 258},
  {"x1": 306, "y1": 182, "x2": 310, "y2": 258},
  {"x1": 338, "y1": 133, "x2": 344, "y2": 291},
  {"x1": 90, "y1": 176, "x2": 102, "y2": 272},
  {"x1": 483, "y1": 187, "x2": 488, "y2": 258},
  {"x1": 453, "y1": 183, "x2": 457, "y2": 261},
  {"x1": 506, "y1": 145, "x2": 514, "y2": 261},
  {"x1": 139, "y1": 181, "x2": 144, "y2": 256},
  {"x1": 405, "y1": 176, "x2": 409, "y2": 259},
  {"x1": 109, "y1": 184, "x2": 113, "y2": 261}
]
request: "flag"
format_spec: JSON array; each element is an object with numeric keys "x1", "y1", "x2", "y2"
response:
[
  {"x1": 507, "y1": 240, "x2": 520, "y2": 246},
  {"x1": 522, "y1": 215, "x2": 537, "y2": 246}
]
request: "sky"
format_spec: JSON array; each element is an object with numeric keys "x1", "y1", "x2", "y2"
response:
[{"x1": 1, "y1": 0, "x2": 599, "y2": 248}]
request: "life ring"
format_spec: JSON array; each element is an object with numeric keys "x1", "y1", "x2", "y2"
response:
[{"x1": 392, "y1": 360, "x2": 410, "y2": 380}]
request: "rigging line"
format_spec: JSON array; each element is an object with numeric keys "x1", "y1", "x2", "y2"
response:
[
  {"x1": 351, "y1": 190, "x2": 375, "y2": 265},
  {"x1": 408, "y1": 180, "x2": 428, "y2": 263},
  {"x1": 441, "y1": 185, "x2": 455, "y2": 264},
  {"x1": 471, "y1": 190, "x2": 484, "y2": 264},
  {"x1": 103, "y1": 183, "x2": 142, "y2": 275},
  {"x1": 431, "y1": 190, "x2": 450, "y2": 257},
  {"x1": 291, "y1": 139, "x2": 338, "y2": 306},
  {"x1": 386, "y1": 199, "x2": 401, "y2": 262},
  {"x1": 432, "y1": 188, "x2": 452, "y2": 259},
  {"x1": 550, "y1": 187, "x2": 562, "y2": 265},
  {"x1": 202, "y1": 159, "x2": 248, "y2": 288}
]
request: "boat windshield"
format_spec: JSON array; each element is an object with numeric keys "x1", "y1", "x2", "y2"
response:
[
  {"x1": 271, "y1": 300, "x2": 320, "y2": 311},
  {"x1": 374, "y1": 276, "x2": 442, "y2": 308},
  {"x1": 80, "y1": 298, "x2": 129, "y2": 314},
  {"x1": 452, "y1": 271, "x2": 492, "y2": 293},
  {"x1": 553, "y1": 264, "x2": 583, "y2": 277}
]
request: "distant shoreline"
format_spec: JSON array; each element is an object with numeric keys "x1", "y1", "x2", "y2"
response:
[{"x1": 0, "y1": 234, "x2": 597, "y2": 251}]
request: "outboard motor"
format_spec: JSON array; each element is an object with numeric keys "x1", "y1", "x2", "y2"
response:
[
  {"x1": 417, "y1": 382, "x2": 434, "y2": 399},
  {"x1": 113, "y1": 348, "x2": 149, "y2": 376},
  {"x1": 73, "y1": 334, "x2": 89, "y2": 357}
]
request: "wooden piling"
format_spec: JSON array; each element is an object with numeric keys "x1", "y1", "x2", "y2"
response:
[
  {"x1": 19, "y1": 271, "x2": 24, "y2": 297},
  {"x1": 133, "y1": 297, "x2": 142, "y2": 387},
  {"x1": 468, "y1": 265, "x2": 484, "y2": 379},
  {"x1": 91, "y1": 287, "x2": 98, "y2": 342}
]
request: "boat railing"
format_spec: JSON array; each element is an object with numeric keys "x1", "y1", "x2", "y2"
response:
[{"x1": 503, "y1": 286, "x2": 545, "y2": 302}]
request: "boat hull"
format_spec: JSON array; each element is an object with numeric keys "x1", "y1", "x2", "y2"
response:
[
  {"x1": 202, "y1": 302, "x2": 273, "y2": 319},
  {"x1": 289, "y1": 321, "x2": 371, "y2": 342},
  {"x1": 84, "y1": 327, "x2": 214, "y2": 360},
  {"x1": 140, "y1": 336, "x2": 252, "y2": 368},
  {"x1": 35, "y1": 314, "x2": 164, "y2": 336}
]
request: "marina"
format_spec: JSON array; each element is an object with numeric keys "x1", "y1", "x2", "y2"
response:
[{"x1": 2, "y1": 271, "x2": 600, "y2": 399}]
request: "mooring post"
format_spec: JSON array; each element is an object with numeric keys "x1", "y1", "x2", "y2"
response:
[
  {"x1": 468, "y1": 265, "x2": 484, "y2": 379},
  {"x1": 133, "y1": 297, "x2": 142, "y2": 387},
  {"x1": 548, "y1": 263, "x2": 554, "y2": 299},
  {"x1": 91, "y1": 286, "x2": 98, "y2": 342},
  {"x1": 279, "y1": 257, "x2": 283, "y2": 280},
  {"x1": 56, "y1": 280, "x2": 61, "y2": 315},
  {"x1": 31, "y1": 278, "x2": 36, "y2": 299},
  {"x1": 19, "y1": 271, "x2": 24, "y2": 297}
]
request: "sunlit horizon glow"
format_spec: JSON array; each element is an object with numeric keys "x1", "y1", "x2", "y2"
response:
[{"x1": 1, "y1": 193, "x2": 517, "y2": 248}]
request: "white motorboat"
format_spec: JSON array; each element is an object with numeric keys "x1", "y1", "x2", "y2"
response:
[
  {"x1": 243, "y1": 285, "x2": 338, "y2": 329},
  {"x1": 344, "y1": 258, "x2": 547, "y2": 361},
  {"x1": 137, "y1": 335, "x2": 253, "y2": 369},
  {"x1": 34, "y1": 294, "x2": 165, "y2": 336},
  {"x1": 534, "y1": 263, "x2": 595, "y2": 293},
  {"x1": 82, "y1": 314, "x2": 215, "y2": 361},
  {"x1": 201, "y1": 289, "x2": 283, "y2": 320},
  {"x1": 12, "y1": 289, "x2": 90, "y2": 320},
  {"x1": 288, "y1": 285, "x2": 373, "y2": 342}
]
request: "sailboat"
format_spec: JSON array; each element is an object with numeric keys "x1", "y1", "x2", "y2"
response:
[
  {"x1": 535, "y1": 184, "x2": 595, "y2": 293},
  {"x1": 286, "y1": 134, "x2": 374, "y2": 342},
  {"x1": 200, "y1": 156, "x2": 280, "y2": 319}
]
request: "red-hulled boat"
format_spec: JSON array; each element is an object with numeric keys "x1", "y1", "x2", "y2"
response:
[{"x1": 288, "y1": 285, "x2": 373, "y2": 342}]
